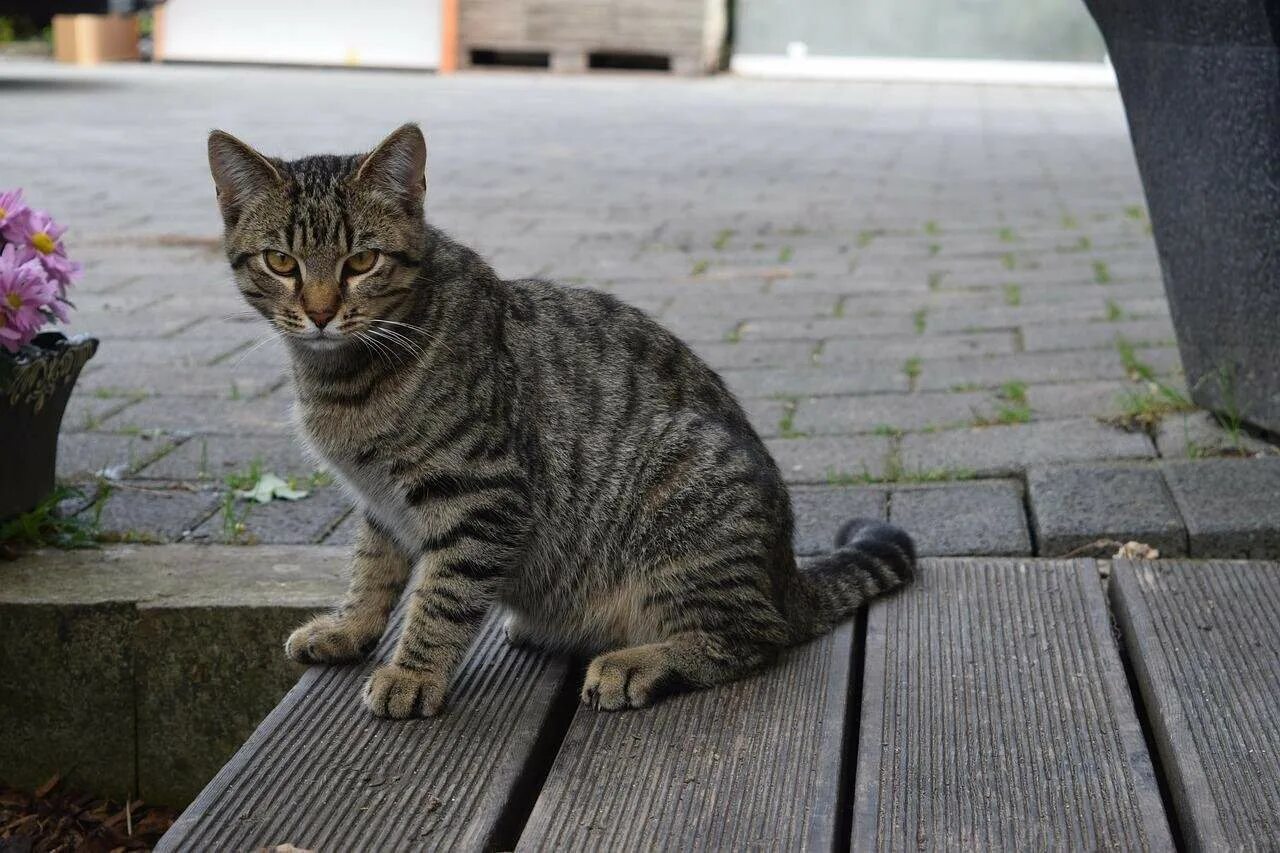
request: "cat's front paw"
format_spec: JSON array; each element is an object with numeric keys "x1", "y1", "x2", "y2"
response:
[
  {"x1": 285, "y1": 613, "x2": 381, "y2": 664},
  {"x1": 362, "y1": 664, "x2": 447, "y2": 719},
  {"x1": 581, "y1": 647, "x2": 668, "y2": 711}
]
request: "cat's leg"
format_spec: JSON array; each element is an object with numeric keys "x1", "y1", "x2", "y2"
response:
[
  {"x1": 285, "y1": 514, "x2": 411, "y2": 664},
  {"x1": 362, "y1": 500, "x2": 529, "y2": 718},
  {"x1": 582, "y1": 630, "x2": 775, "y2": 711}
]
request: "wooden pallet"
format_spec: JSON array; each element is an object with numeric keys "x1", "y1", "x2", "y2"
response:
[{"x1": 459, "y1": 0, "x2": 725, "y2": 75}]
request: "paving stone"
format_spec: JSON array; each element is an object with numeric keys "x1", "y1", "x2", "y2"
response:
[
  {"x1": 57, "y1": 432, "x2": 183, "y2": 481},
  {"x1": 916, "y1": 347, "x2": 1183, "y2": 392},
  {"x1": 189, "y1": 486, "x2": 353, "y2": 545},
  {"x1": 722, "y1": 366, "x2": 907, "y2": 399},
  {"x1": 86, "y1": 337, "x2": 254, "y2": 370},
  {"x1": 740, "y1": 397, "x2": 787, "y2": 438},
  {"x1": 899, "y1": 419, "x2": 1156, "y2": 477},
  {"x1": 1162, "y1": 458, "x2": 1280, "y2": 558},
  {"x1": 739, "y1": 314, "x2": 918, "y2": 341},
  {"x1": 321, "y1": 506, "x2": 362, "y2": 544},
  {"x1": 95, "y1": 484, "x2": 223, "y2": 543},
  {"x1": 765, "y1": 436, "x2": 892, "y2": 484},
  {"x1": 1021, "y1": 318, "x2": 1176, "y2": 352},
  {"x1": 60, "y1": 392, "x2": 141, "y2": 433},
  {"x1": 95, "y1": 393, "x2": 293, "y2": 436},
  {"x1": 667, "y1": 293, "x2": 838, "y2": 320},
  {"x1": 77, "y1": 364, "x2": 287, "y2": 400},
  {"x1": 1024, "y1": 379, "x2": 1181, "y2": 421},
  {"x1": 888, "y1": 480, "x2": 1031, "y2": 556},
  {"x1": 790, "y1": 485, "x2": 886, "y2": 555},
  {"x1": 792, "y1": 390, "x2": 994, "y2": 435},
  {"x1": 1155, "y1": 412, "x2": 1280, "y2": 461},
  {"x1": 1027, "y1": 464, "x2": 1187, "y2": 557},
  {"x1": 135, "y1": 435, "x2": 315, "y2": 482},
  {"x1": 690, "y1": 340, "x2": 815, "y2": 370},
  {"x1": 821, "y1": 331, "x2": 1018, "y2": 362}
]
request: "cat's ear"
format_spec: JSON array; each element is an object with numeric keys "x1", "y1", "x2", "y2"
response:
[
  {"x1": 207, "y1": 130, "x2": 283, "y2": 226},
  {"x1": 355, "y1": 123, "x2": 427, "y2": 206}
]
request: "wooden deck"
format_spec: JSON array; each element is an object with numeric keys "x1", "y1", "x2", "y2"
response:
[{"x1": 157, "y1": 559, "x2": 1280, "y2": 851}]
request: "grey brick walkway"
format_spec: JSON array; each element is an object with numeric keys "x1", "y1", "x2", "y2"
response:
[{"x1": 3, "y1": 60, "x2": 1276, "y2": 554}]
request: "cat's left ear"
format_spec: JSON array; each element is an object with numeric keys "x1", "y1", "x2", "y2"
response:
[{"x1": 355, "y1": 123, "x2": 427, "y2": 206}]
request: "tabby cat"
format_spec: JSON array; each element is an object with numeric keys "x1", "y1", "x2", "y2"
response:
[{"x1": 207, "y1": 124, "x2": 916, "y2": 718}]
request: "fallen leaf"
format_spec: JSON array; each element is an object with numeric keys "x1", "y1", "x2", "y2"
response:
[
  {"x1": 236, "y1": 474, "x2": 309, "y2": 504},
  {"x1": 1114, "y1": 540, "x2": 1159, "y2": 560}
]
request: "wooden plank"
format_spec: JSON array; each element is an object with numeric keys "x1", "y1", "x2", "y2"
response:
[
  {"x1": 156, "y1": 608, "x2": 572, "y2": 852},
  {"x1": 854, "y1": 558, "x2": 1173, "y2": 850},
  {"x1": 516, "y1": 621, "x2": 857, "y2": 851},
  {"x1": 1112, "y1": 559, "x2": 1280, "y2": 848}
]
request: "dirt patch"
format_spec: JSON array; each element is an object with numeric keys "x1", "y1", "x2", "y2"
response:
[{"x1": 0, "y1": 776, "x2": 174, "y2": 852}]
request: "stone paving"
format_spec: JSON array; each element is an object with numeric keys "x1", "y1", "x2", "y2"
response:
[{"x1": 3, "y1": 60, "x2": 1278, "y2": 557}]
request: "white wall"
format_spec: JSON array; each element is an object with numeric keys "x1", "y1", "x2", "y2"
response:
[{"x1": 162, "y1": 0, "x2": 441, "y2": 69}]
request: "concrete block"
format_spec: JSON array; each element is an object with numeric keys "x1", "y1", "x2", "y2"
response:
[
  {"x1": 0, "y1": 601, "x2": 137, "y2": 796},
  {"x1": 1028, "y1": 464, "x2": 1187, "y2": 556},
  {"x1": 822, "y1": 331, "x2": 1018, "y2": 363},
  {"x1": 793, "y1": 390, "x2": 992, "y2": 435},
  {"x1": 889, "y1": 480, "x2": 1031, "y2": 556},
  {"x1": 0, "y1": 546, "x2": 348, "y2": 808},
  {"x1": 1155, "y1": 412, "x2": 1279, "y2": 461},
  {"x1": 916, "y1": 347, "x2": 1183, "y2": 392},
  {"x1": 899, "y1": 419, "x2": 1155, "y2": 477},
  {"x1": 790, "y1": 485, "x2": 886, "y2": 555},
  {"x1": 766, "y1": 436, "x2": 893, "y2": 484},
  {"x1": 57, "y1": 431, "x2": 182, "y2": 481},
  {"x1": 722, "y1": 366, "x2": 907, "y2": 399},
  {"x1": 1162, "y1": 458, "x2": 1280, "y2": 558},
  {"x1": 136, "y1": 434, "x2": 314, "y2": 482},
  {"x1": 189, "y1": 486, "x2": 354, "y2": 545},
  {"x1": 1021, "y1": 318, "x2": 1176, "y2": 353},
  {"x1": 96, "y1": 485, "x2": 223, "y2": 543}
]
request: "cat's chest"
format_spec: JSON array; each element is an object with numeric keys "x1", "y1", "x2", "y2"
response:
[{"x1": 297, "y1": 410, "x2": 419, "y2": 546}]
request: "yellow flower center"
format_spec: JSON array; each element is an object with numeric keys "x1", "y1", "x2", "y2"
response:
[
  {"x1": 5, "y1": 293, "x2": 20, "y2": 310},
  {"x1": 0, "y1": 206, "x2": 7, "y2": 219},
  {"x1": 31, "y1": 232, "x2": 56, "y2": 254}
]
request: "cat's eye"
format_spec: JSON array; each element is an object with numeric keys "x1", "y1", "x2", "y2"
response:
[
  {"x1": 263, "y1": 251, "x2": 298, "y2": 276},
  {"x1": 344, "y1": 250, "x2": 379, "y2": 277}
]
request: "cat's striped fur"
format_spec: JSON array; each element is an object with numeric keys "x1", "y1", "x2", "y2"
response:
[{"x1": 208, "y1": 124, "x2": 915, "y2": 717}]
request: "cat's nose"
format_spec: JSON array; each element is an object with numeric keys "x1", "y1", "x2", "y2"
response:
[{"x1": 306, "y1": 304, "x2": 337, "y2": 328}]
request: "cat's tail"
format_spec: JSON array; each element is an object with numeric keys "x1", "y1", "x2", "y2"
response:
[{"x1": 790, "y1": 518, "x2": 916, "y2": 641}]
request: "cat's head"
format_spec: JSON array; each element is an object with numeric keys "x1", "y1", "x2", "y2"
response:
[{"x1": 207, "y1": 124, "x2": 427, "y2": 351}]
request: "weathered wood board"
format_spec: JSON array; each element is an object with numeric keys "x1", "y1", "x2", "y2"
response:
[
  {"x1": 516, "y1": 621, "x2": 857, "y2": 851},
  {"x1": 156, "y1": 610, "x2": 572, "y2": 852},
  {"x1": 1111, "y1": 559, "x2": 1280, "y2": 849},
  {"x1": 854, "y1": 558, "x2": 1173, "y2": 850}
]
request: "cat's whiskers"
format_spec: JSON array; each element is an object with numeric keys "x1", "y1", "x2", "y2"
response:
[
  {"x1": 371, "y1": 318, "x2": 453, "y2": 356},
  {"x1": 366, "y1": 325, "x2": 426, "y2": 360},
  {"x1": 355, "y1": 330, "x2": 406, "y2": 370}
]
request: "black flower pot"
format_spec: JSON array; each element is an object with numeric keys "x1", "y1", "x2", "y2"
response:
[
  {"x1": 1083, "y1": 1, "x2": 1280, "y2": 434},
  {"x1": 0, "y1": 332, "x2": 97, "y2": 520}
]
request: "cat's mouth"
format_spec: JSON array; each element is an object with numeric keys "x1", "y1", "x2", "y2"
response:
[{"x1": 294, "y1": 328, "x2": 348, "y2": 349}]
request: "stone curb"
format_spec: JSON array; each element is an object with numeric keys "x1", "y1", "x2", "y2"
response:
[{"x1": 0, "y1": 545, "x2": 347, "y2": 806}]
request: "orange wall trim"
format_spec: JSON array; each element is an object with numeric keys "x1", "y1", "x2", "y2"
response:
[{"x1": 440, "y1": 0, "x2": 459, "y2": 72}]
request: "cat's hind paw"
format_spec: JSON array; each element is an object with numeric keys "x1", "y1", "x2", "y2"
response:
[{"x1": 581, "y1": 646, "x2": 670, "y2": 711}]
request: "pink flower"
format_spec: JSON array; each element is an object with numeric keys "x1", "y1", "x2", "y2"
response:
[
  {"x1": 0, "y1": 188, "x2": 30, "y2": 243},
  {"x1": 0, "y1": 243, "x2": 58, "y2": 353},
  {"x1": 17, "y1": 209, "x2": 81, "y2": 291}
]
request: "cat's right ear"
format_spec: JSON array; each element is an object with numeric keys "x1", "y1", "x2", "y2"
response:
[{"x1": 208, "y1": 130, "x2": 283, "y2": 226}]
